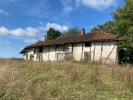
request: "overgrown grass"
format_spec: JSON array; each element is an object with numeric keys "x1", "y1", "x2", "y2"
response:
[{"x1": 0, "y1": 59, "x2": 133, "y2": 100}]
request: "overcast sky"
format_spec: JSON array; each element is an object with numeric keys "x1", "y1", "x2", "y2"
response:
[{"x1": 0, "y1": 0, "x2": 124, "y2": 58}]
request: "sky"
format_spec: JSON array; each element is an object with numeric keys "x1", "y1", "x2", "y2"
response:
[{"x1": 0, "y1": 0, "x2": 125, "y2": 58}]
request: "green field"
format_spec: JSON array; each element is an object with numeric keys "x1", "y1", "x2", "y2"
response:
[{"x1": 0, "y1": 59, "x2": 133, "y2": 100}]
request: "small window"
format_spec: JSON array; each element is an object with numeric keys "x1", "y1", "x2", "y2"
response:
[
  {"x1": 56, "y1": 45, "x2": 60, "y2": 48},
  {"x1": 85, "y1": 42, "x2": 91, "y2": 47},
  {"x1": 39, "y1": 47, "x2": 43, "y2": 53}
]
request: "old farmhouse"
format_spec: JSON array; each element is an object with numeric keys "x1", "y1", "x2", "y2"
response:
[{"x1": 20, "y1": 30, "x2": 118, "y2": 64}]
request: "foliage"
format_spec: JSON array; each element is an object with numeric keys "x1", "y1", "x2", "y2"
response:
[
  {"x1": 46, "y1": 28, "x2": 62, "y2": 40},
  {"x1": 63, "y1": 27, "x2": 80, "y2": 36},
  {"x1": 91, "y1": 0, "x2": 133, "y2": 64},
  {"x1": 114, "y1": 0, "x2": 133, "y2": 63},
  {"x1": 91, "y1": 21, "x2": 117, "y2": 34},
  {"x1": 113, "y1": 0, "x2": 133, "y2": 35}
]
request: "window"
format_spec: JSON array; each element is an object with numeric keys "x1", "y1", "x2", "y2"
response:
[
  {"x1": 56, "y1": 45, "x2": 60, "y2": 48},
  {"x1": 39, "y1": 47, "x2": 43, "y2": 53},
  {"x1": 85, "y1": 42, "x2": 91, "y2": 47}
]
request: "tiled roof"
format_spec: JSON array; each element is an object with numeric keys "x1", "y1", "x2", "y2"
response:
[{"x1": 20, "y1": 31, "x2": 118, "y2": 53}]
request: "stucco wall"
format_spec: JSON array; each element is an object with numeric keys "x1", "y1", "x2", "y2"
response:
[
  {"x1": 102, "y1": 41, "x2": 117, "y2": 63},
  {"x1": 73, "y1": 43, "x2": 83, "y2": 61},
  {"x1": 89, "y1": 41, "x2": 117, "y2": 63},
  {"x1": 49, "y1": 47, "x2": 56, "y2": 61},
  {"x1": 72, "y1": 41, "x2": 117, "y2": 63},
  {"x1": 43, "y1": 47, "x2": 49, "y2": 61},
  {"x1": 42, "y1": 45, "x2": 65, "y2": 61},
  {"x1": 24, "y1": 49, "x2": 34, "y2": 60}
]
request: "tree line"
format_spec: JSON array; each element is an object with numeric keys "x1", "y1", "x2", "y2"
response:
[{"x1": 45, "y1": 27, "x2": 80, "y2": 40}]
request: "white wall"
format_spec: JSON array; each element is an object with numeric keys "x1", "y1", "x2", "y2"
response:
[
  {"x1": 49, "y1": 47, "x2": 56, "y2": 61},
  {"x1": 24, "y1": 49, "x2": 34, "y2": 60},
  {"x1": 89, "y1": 41, "x2": 117, "y2": 63},
  {"x1": 24, "y1": 41, "x2": 117, "y2": 64},
  {"x1": 72, "y1": 41, "x2": 117, "y2": 63},
  {"x1": 102, "y1": 41, "x2": 117, "y2": 63},
  {"x1": 43, "y1": 47, "x2": 49, "y2": 61},
  {"x1": 42, "y1": 45, "x2": 65, "y2": 61},
  {"x1": 73, "y1": 43, "x2": 83, "y2": 61}
]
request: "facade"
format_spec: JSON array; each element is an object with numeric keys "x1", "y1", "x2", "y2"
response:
[{"x1": 21, "y1": 31, "x2": 118, "y2": 64}]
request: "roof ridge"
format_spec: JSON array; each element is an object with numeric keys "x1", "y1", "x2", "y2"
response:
[{"x1": 62, "y1": 34, "x2": 82, "y2": 37}]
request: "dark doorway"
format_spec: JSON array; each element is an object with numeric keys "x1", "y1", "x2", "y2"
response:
[
  {"x1": 118, "y1": 48, "x2": 133, "y2": 64},
  {"x1": 39, "y1": 47, "x2": 43, "y2": 53}
]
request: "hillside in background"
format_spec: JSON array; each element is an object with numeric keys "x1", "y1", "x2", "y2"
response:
[{"x1": 0, "y1": 59, "x2": 133, "y2": 100}]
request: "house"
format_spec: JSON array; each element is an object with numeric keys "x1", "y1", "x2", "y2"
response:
[{"x1": 20, "y1": 30, "x2": 118, "y2": 64}]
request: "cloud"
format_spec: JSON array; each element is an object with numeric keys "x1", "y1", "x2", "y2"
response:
[
  {"x1": 60, "y1": 0, "x2": 75, "y2": 14},
  {"x1": 64, "y1": 6, "x2": 73, "y2": 13},
  {"x1": 59, "y1": 0, "x2": 116, "y2": 18},
  {"x1": 24, "y1": 39, "x2": 38, "y2": 44},
  {"x1": 0, "y1": 8, "x2": 8, "y2": 15},
  {"x1": 45, "y1": 22, "x2": 69, "y2": 33},
  {"x1": 0, "y1": 23, "x2": 69, "y2": 45},
  {"x1": 76, "y1": 0, "x2": 116, "y2": 10},
  {"x1": 0, "y1": 22, "x2": 69, "y2": 38},
  {"x1": 23, "y1": 23, "x2": 69, "y2": 44},
  {"x1": 0, "y1": 26, "x2": 39, "y2": 37}
]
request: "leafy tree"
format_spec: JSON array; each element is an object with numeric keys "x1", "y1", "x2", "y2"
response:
[
  {"x1": 113, "y1": 0, "x2": 133, "y2": 53},
  {"x1": 113, "y1": 0, "x2": 133, "y2": 35},
  {"x1": 91, "y1": 0, "x2": 133, "y2": 63},
  {"x1": 114, "y1": 0, "x2": 133, "y2": 63},
  {"x1": 92, "y1": 0, "x2": 133, "y2": 36},
  {"x1": 63, "y1": 27, "x2": 80, "y2": 36},
  {"x1": 46, "y1": 28, "x2": 62, "y2": 40},
  {"x1": 91, "y1": 21, "x2": 117, "y2": 34}
]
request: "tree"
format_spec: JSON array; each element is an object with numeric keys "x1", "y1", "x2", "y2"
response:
[
  {"x1": 113, "y1": 0, "x2": 133, "y2": 36},
  {"x1": 46, "y1": 28, "x2": 62, "y2": 40},
  {"x1": 91, "y1": 0, "x2": 133, "y2": 63},
  {"x1": 91, "y1": 0, "x2": 133, "y2": 36},
  {"x1": 113, "y1": 0, "x2": 133, "y2": 63},
  {"x1": 113, "y1": 1, "x2": 133, "y2": 45},
  {"x1": 63, "y1": 27, "x2": 80, "y2": 36},
  {"x1": 91, "y1": 21, "x2": 117, "y2": 34}
]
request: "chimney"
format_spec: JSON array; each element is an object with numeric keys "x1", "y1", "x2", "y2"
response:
[{"x1": 80, "y1": 28, "x2": 85, "y2": 35}]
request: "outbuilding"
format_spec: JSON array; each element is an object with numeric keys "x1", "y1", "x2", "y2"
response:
[{"x1": 20, "y1": 31, "x2": 118, "y2": 64}]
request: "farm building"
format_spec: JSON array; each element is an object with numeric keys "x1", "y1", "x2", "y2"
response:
[{"x1": 20, "y1": 30, "x2": 118, "y2": 64}]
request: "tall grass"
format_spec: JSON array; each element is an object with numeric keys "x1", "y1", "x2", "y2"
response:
[{"x1": 0, "y1": 59, "x2": 132, "y2": 100}]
